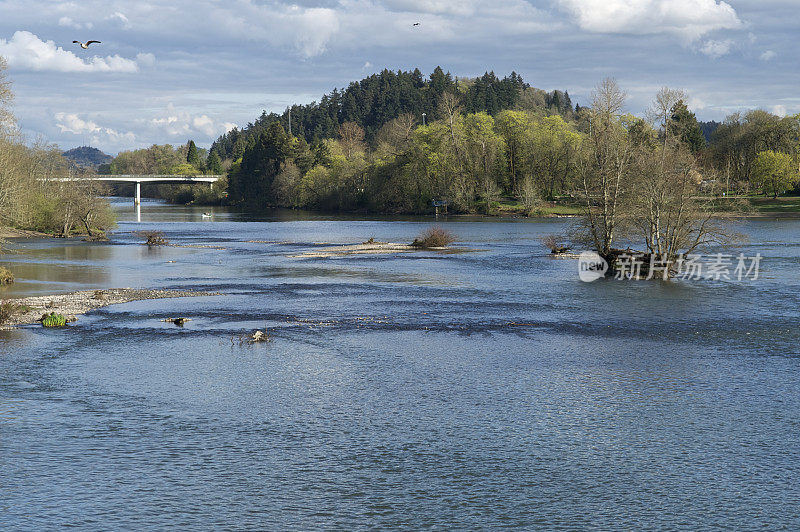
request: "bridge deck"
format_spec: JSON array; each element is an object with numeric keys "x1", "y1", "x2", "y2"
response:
[{"x1": 50, "y1": 175, "x2": 223, "y2": 183}]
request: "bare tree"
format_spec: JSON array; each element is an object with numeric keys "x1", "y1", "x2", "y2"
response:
[
  {"x1": 376, "y1": 113, "x2": 417, "y2": 156},
  {"x1": 515, "y1": 175, "x2": 540, "y2": 215},
  {"x1": 0, "y1": 56, "x2": 14, "y2": 134},
  {"x1": 337, "y1": 122, "x2": 365, "y2": 158},
  {"x1": 647, "y1": 87, "x2": 687, "y2": 144},
  {"x1": 628, "y1": 91, "x2": 742, "y2": 276},
  {"x1": 577, "y1": 78, "x2": 634, "y2": 259}
]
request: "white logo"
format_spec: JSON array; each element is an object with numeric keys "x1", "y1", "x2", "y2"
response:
[{"x1": 578, "y1": 251, "x2": 608, "y2": 282}]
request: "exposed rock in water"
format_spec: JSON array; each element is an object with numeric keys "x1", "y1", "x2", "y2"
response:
[{"x1": 162, "y1": 317, "x2": 192, "y2": 326}]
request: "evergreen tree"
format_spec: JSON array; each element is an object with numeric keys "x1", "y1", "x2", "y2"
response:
[
  {"x1": 313, "y1": 141, "x2": 333, "y2": 167},
  {"x1": 670, "y1": 100, "x2": 706, "y2": 154},
  {"x1": 293, "y1": 137, "x2": 315, "y2": 174},
  {"x1": 186, "y1": 140, "x2": 202, "y2": 169},
  {"x1": 233, "y1": 122, "x2": 291, "y2": 206},
  {"x1": 206, "y1": 150, "x2": 223, "y2": 174}
]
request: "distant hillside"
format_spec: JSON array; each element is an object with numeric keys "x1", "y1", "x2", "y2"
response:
[
  {"x1": 63, "y1": 146, "x2": 112, "y2": 169},
  {"x1": 210, "y1": 67, "x2": 576, "y2": 161}
]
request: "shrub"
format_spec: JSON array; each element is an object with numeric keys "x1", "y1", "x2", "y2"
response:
[
  {"x1": 0, "y1": 300, "x2": 21, "y2": 325},
  {"x1": 542, "y1": 234, "x2": 570, "y2": 254},
  {"x1": 411, "y1": 226, "x2": 456, "y2": 248},
  {"x1": 41, "y1": 313, "x2": 67, "y2": 327},
  {"x1": 0, "y1": 266, "x2": 13, "y2": 285},
  {"x1": 134, "y1": 230, "x2": 168, "y2": 246}
]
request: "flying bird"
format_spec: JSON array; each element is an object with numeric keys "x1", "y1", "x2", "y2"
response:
[
  {"x1": 73, "y1": 40, "x2": 101, "y2": 49},
  {"x1": 413, "y1": 22, "x2": 420, "y2": 26}
]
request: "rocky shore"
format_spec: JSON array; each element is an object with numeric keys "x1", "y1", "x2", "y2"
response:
[{"x1": 1, "y1": 288, "x2": 221, "y2": 329}]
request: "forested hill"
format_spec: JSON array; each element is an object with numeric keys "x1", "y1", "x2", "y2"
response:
[
  {"x1": 210, "y1": 67, "x2": 575, "y2": 160},
  {"x1": 62, "y1": 146, "x2": 112, "y2": 169}
]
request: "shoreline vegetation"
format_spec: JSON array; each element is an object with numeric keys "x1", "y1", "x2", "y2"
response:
[
  {"x1": 0, "y1": 288, "x2": 221, "y2": 329},
  {"x1": 1, "y1": 58, "x2": 115, "y2": 240}
]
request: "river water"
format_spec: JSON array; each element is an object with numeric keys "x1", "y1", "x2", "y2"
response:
[{"x1": 2, "y1": 199, "x2": 799, "y2": 530}]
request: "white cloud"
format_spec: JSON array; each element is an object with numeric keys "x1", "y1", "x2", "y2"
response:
[
  {"x1": 106, "y1": 12, "x2": 132, "y2": 29},
  {"x1": 54, "y1": 112, "x2": 136, "y2": 143},
  {"x1": 206, "y1": 2, "x2": 341, "y2": 58},
  {"x1": 58, "y1": 17, "x2": 94, "y2": 30},
  {"x1": 699, "y1": 39, "x2": 733, "y2": 58},
  {"x1": 760, "y1": 50, "x2": 776, "y2": 61},
  {"x1": 148, "y1": 105, "x2": 237, "y2": 138},
  {"x1": 556, "y1": 0, "x2": 742, "y2": 42},
  {"x1": 772, "y1": 105, "x2": 786, "y2": 117},
  {"x1": 292, "y1": 7, "x2": 340, "y2": 57},
  {"x1": 136, "y1": 52, "x2": 156, "y2": 67},
  {"x1": 382, "y1": 0, "x2": 479, "y2": 16},
  {"x1": 0, "y1": 31, "x2": 145, "y2": 73},
  {"x1": 688, "y1": 96, "x2": 707, "y2": 111}
]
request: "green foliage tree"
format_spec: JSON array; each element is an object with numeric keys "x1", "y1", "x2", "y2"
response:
[
  {"x1": 170, "y1": 163, "x2": 199, "y2": 176},
  {"x1": 494, "y1": 110, "x2": 532, "y2": 191},
  {"x1": 531, "y1": 115, "x2": 583, "y2": 199},
  {"x1": 463, "y1": 112, "x2": 505, "y2": 213},
  {"x1": 751, "y1": 150, "x2": 798, "y2": 197},
  {"x1": 711, "y1": 110, "x2": 799, "y2": 192}
]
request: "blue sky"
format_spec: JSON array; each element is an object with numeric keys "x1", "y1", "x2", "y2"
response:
[{"x1": 0, "y1": 0, "x2": 797, "y2": 154}]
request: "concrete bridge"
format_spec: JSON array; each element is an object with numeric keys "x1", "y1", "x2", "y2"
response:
[
  {"x1": 47, "y1": 174, "x2": 225, "y2": 222},
  {"x1": 52, "y1": 175, "x2": 224, "y2": 206}
]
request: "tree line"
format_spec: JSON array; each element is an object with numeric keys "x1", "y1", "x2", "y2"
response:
[
  {"x1": 105, "y1": 68, "x2": 800, "y2": 218},
  {"x1": 101, "y1": 140, "x2": 226, "y2": 205},
  {"x1": 0, "y1": 58, "x2": 114, "y2": 238}
]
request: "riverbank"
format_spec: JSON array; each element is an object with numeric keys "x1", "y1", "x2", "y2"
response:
[
  {"x1": 0, "y1": 226, "x2": 51, "y2": 239},
  {"x1": 1, "y1": 288, "x2": 221, "y2": 329},
  {"x1": 494, "y1": 195, "x2": 800, "y2": 218},
  {"x1": 707, "y1": 195, "x2": 800, "y2": 216}
]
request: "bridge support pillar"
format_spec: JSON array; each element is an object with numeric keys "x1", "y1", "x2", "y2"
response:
[{"x1": 135, "y1": 181, "x2": 141, "y2": 206}]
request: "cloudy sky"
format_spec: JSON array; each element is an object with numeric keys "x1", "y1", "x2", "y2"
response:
[{"x1": 0, "y1": 0, "x2": 797, "y2": 154}]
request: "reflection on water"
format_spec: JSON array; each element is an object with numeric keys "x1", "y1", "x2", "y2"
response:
[{"x1": 1, "y1": 199, "x2": 800, "y2": 529}]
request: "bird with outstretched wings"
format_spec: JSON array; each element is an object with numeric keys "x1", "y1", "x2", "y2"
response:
[{"x1": 73, "y1": 40, "x2": 101, "y2": 49}]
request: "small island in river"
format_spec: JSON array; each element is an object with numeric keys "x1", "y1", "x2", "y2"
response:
[{"x1": 1, "y1": 288, "x2": 220, "y2": 329}]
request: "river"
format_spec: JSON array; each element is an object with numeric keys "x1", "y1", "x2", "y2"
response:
[{"x1": 2, "y1": 198, "x2": 799, "y2": 529}]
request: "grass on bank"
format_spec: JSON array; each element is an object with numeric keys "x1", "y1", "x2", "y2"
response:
[
  {"x1": 701, "y1": 195, "x2": 800, "y2": 215},
  {"x1": 492, "y1": 196, "x2": 583, "y2": 217}
]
